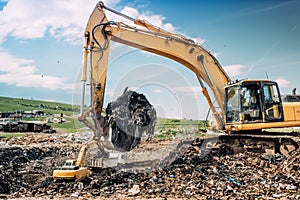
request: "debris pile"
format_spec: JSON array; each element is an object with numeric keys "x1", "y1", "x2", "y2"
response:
[
  {"x1": 0, "y1": 145, "x2": 79, "y2": 196},
  {"x1": 0, "y1": 134, "x2": 83, "y2": 146},
  {"x1": 2, "y1": 140, "x2": 299, "y2": 199}
]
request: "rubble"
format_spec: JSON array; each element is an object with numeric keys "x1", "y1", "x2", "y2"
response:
[
  {"x1": 0, "y1": 145, "x2": 79, "y2": 195},
  {"x1": 0, "y1": 133, "x2": 85, "y2": 146},
  {"x1": 0, "y1": 134, "x2": 299, "y2": 199}
]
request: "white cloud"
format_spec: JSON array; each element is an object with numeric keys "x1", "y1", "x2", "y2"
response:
[
  {"x1": 0, "y1": 0, "x2": 120, "y2": 44},
  {"x1": 223, "y1": 64, "x2": 247, "y2": 77},
  {"x1": 107, "y1": 5, "x2": 176, "y2": 33},
  {"x1": 126, "y1": 9, "x2": 207, "y2": 46},
  {"x1": 211, "y1": 51, "x2": 222, "y2": 58},
  {"x1": 191, "y1": 37, "x2": 206, "y2": 45},
  {"x1": 139, "y1": 13, "x2": 175, "y2": 32},
  {"x1": 0, "y1": 0, "x2": 192, "y2": 55},
  {"x1": 121, "y1": 6, "x2": 139, "y2": 19},
  {"x1": 0, "y1": 51, "x2": 73, "y2": 90},
  {"x1": 274, "y1": 77, "x2": 290, "y2": 88},
  {"x1": 0, "y1": 0, "x2": 177, "y2": 44},
  {"x1": 0, "y1": 0, "x2": 208, "y2": 95}
]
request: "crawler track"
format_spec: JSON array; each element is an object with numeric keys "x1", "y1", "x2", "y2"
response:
[{"x1": 207, "y1": 130, "x2": 300, "y2": 155}]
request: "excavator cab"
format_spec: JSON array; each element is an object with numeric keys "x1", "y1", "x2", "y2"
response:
[
  {"x1": 61, "y1": 160, "x2": 79, "y2": 170},
  {"x1": 225, "y1": 80, "x2": 284, "y2": 126}
]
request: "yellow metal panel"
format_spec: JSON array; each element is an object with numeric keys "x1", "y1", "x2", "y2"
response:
[
  {"x1": 84, "y1": 3, "x2": 110, "y2": 114},
  {"x1": 53, "y1": 168, "x2": 90, "y2": 180},
  {"x1": 282, "y1": 103, "x2": 300, "y2": 121},
  {"x1": 294, "y1": 105, "x2": 300, "y2": 121},
  {"x1": 226, "y1": 120, "x2": 300, "y2": 131},
  {"x1": 282, "y1": 103, "x2": 295, "y2": 121}
]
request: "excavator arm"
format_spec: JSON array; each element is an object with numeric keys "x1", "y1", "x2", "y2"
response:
[{"x1": 80, "y1": 2, "x2": 231, "y2": 132}]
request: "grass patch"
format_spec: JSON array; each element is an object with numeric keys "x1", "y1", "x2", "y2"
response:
[
  {"x1": 153, "y1": 118, "x2": 208, "y2": 139},
  {"x1": 155, "y1": 118, "x2": 208, "y2": 130},
  {"x1": 0, "y1": 133, "x2": 26, "y2": 138}
]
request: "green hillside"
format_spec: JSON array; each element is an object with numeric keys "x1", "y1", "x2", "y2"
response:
[
  {"x1": 0, "y1": 96, "x2": 208, "y2": 137},
  {"x1": 0, "y1": 96, "x2": 79, "y2": 116}
]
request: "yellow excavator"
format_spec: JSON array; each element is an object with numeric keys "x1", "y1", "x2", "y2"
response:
[
  {"x1": 80, "y1": 1, "x2": 300, "y2": 146},
  {"x1": 54, "y1": 1, "x2": 300, "y2": 179},
  {"x1": 53, "y1": 144, "x2": 90, "y2": 180}
]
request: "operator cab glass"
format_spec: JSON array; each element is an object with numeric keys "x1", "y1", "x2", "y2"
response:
[
  {"x1": 225, "y1": 81, "x2": 284, "y2": 123},
  {"x1": 262, "y1": 82, "x2": 284, "y2": 121}
]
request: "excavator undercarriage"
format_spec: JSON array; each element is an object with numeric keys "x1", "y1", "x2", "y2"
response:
[{"x1": 207, "y1": 131, "x2": 300, "y2": 156}]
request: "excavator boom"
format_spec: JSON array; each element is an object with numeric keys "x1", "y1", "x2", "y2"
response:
[
  {"x1": 81, "y1": 2, "x2": 231, "y2": 131},
  {"x1": 84, "y1": 1, "x2": 300, "y2": 130}
]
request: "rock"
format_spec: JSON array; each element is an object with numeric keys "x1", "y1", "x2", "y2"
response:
[
  {"x1": 128, "y1": 184, "x2": 140, "y2": 196},
  {"x1": 70, "y1": 191, "x2": 80, "y2": 197},
  {"x1": 150, "y1": 176, "x2": 158, "y2": 183}
]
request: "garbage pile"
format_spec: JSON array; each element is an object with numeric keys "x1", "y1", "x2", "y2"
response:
[
  {"x1": 3, "y1": 141, "x2": 299, "y2": 199},
  {"x1": 0, "y1": 145, "x2": 79, "y2": 196},
  {"x1": 0, "y1": 134, "x2": 83, "y2": 146},
  {"x1": 105, "y1": 89, "x2": 156, "y2": 151}
]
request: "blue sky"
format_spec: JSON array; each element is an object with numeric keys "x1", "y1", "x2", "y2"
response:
[{"x1": 0, "y1": 0, "x2": 299, "y2": 119}]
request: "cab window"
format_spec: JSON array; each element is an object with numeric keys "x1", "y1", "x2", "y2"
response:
[
  {"x1": 262, "y1": 83, "x2": 283, "y2": 121},
  {"x1": 225, "y1": 86, "x2": 240, "y2": 122}
]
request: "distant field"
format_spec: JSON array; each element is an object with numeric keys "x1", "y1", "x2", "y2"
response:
[
  {"x1": 0, "y1": 96, "x2": 79, "y2": 115},
  {"x1": 0, "y1": 96, "x2": 208, "y2": 137}
]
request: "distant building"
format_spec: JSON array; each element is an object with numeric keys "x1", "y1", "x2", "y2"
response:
[
  {"x1": 0, "y1": 110, "x2": 46, "y2": 119},
  {"x1": 33, "y1": 110, "x2": 45, "y2": 116}
]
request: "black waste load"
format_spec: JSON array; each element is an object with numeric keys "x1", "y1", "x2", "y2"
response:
[{"x1": 105, "y1": 89, "x2": 156, "y2": 151}]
